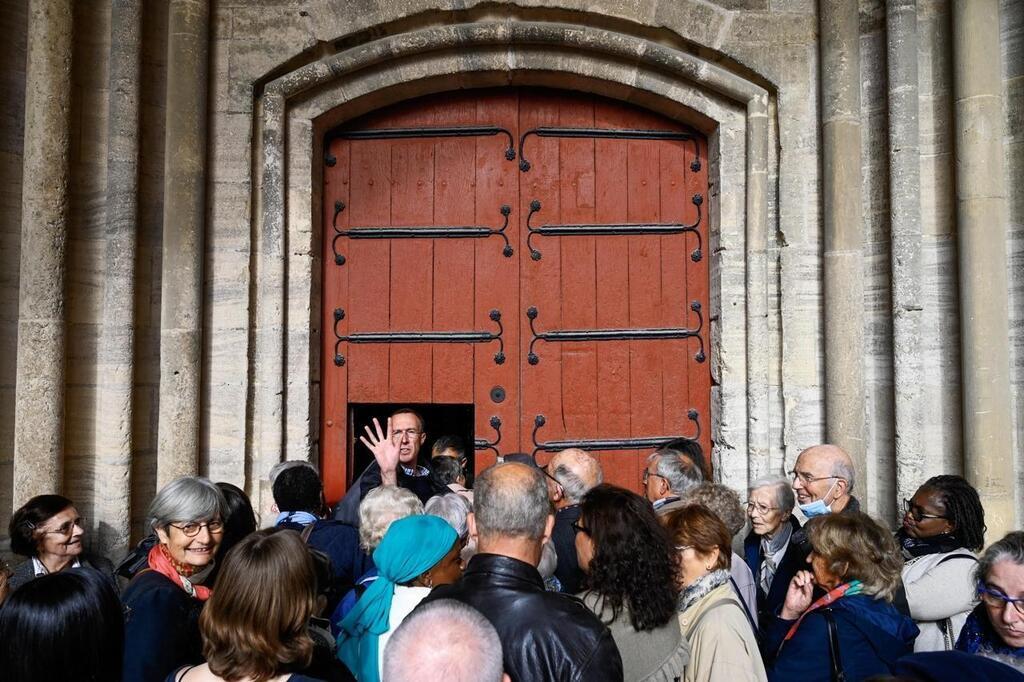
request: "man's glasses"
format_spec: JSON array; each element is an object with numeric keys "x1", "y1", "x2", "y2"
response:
[
  {"x1": 788, "y1": 470, "x2": 838, "y2": 485},
  {"x1": 978, "y1": 583, "x2": 1024, "y2": 616},
  {"x1": 40, "y1": 517, "x2": 86, "y2": 536},
  {"x1": 902, "y1": 499, "x2": 947, "y2": 522},
  {"x1": 571, "y1": 520, "x2": 590, "y2": 536},
  {"x1": 642, "y1": 469, "x2": 666, "y2": 484},
  {"x1": 745, "y1": 502, "x2": 777, "y2": 516},
  {"x1": 168, "y1": 520, "x2": 224, "y2": 537},
  {"x1": 391, "y1": 429, "x2": 422, "y2": 442},
  {"x1": 541, "y1": 466, "x2": 563, "y2": 491}
]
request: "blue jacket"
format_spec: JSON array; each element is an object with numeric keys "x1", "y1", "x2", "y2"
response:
[
  {"x1": 743, "y1": 516, "x2": 809, "y2": 633},
  {"x1": 278, "y1": 518, "x2": 373, "y2": 591},
  {"x1": 764, "y1": 593, "x2": 919, "y2": 682},
  {"x1": 122, "y1": 570, "x2": 205, "y2": 682}
]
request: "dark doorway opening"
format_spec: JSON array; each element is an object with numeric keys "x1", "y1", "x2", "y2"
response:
[{"x1": 346, "y1": 403, "x2": 475, "y2": 487}]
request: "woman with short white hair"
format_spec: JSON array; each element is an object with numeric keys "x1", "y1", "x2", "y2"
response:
[
  {"x1": 122, "y1": 476, "x2": 227, "y2": 681},
  {"x1": 742, "y1": 475, "x2": 808, "y2": 632}
]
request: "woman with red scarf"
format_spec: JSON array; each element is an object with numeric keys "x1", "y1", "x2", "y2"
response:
[
  {"x1": 763, "y1": 511, "x2": 919, "y2": 681},
  {"x1": 122, "y1": 477, "x2": 227, "y2": 682}
]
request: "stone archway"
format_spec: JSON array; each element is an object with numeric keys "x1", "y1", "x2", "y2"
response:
[{"x1": 248, "y1": 16, "x2": 775, "y2": 512}]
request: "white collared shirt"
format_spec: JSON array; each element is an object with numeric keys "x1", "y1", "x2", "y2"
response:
[{"x1": 31, "y1": 556, "x2": 81, "y2": 577}]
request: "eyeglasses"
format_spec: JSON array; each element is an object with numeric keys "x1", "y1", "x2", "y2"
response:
[
  {"x1": 541, "y1": 466, "x2": 563, "y2": 491},
  {"x1": 745, "y1": 502, "x2": 778, "y2": 515},
  {"x1": 642, "y1": 469, "x2": 666, "y2": 484},
  {"x1": 571, "y1": 520, "x2": 590, "y2": 536},
  {"x1": 41, "y1": 517, "x2": 86, "y2": 536},
  {"x1": 788, "y1": 469, "x2": 839, "y2": 485},
  {"x1": 391, "y1": 429, "x2": 423, "y2": 441},
  {"x1": 902, "y1": 499, "x2": 947, "y2": 522},
  {"x1": 675, "y1": 544, "x2": 694, "y2": 552},
  {"x1": 978, "y1": 583, "x2": 1024, "y2": 616},
  {"x1": 168, "y1": 520, "x2": 224, "y2": 537}
]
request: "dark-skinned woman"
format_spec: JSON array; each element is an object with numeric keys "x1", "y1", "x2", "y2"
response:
[{"x1": 898, "y1": 475, "x2": 985, "y2": 651}]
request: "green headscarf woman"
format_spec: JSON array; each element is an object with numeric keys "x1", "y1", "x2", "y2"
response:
[{"x1": 337, "y1": 514, "x2": 461, "y2": 681}]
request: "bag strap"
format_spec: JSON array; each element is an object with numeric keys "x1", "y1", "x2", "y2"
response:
[
  {"x1": 823, "y1": 608, "x2": 846, "y2": 682},
  {"x1": 729, "y1": 576, "x2": 760, "y2": 635},
  {"x1": 690, "y1": 594, "x2": 742, "y2": 631},
  {"x1": 936, "y1": 552, "x2": 977, "y2": 566},
  {"x1": 300, "y1": 522, "x2": 316, "y2": 544}
]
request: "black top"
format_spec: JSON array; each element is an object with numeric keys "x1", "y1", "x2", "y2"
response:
[
  {"x1": 421, "y1": 553, "x2": 623, "y2": 682},
  {"x1": 7, "y1": 552, "x2": 117, "y2": 593},
  {"x1": 122, "y1": 570, "x2": 205, "y2": 682},
  {"x1": 358, "y1": 460, "x2": 446, "y2": 504},
  {"x1": 551, "y1": 504, "x2": 584, "y2": 594}
]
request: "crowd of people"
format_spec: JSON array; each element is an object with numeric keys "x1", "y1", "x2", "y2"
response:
[{"x1": 2, "y1": 407, "x2": 1024, "y2": 681}]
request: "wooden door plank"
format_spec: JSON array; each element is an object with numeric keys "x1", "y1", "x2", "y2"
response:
[
  {"x1": 387, "y1": 105, "x2": 435, "y2": 404},
  {"x1": 345, "y1": 139, "x2": 391, "y2": 404},
  {"x1": 474, "y1": 90, "x2": 521, "y2": 464},
  {"x1": 322, "y1": 137, "x2": 350, "y2": 502},
  {"x1": 519, "y1": 90, "x2": 563, "y2": 466},
  {"x1": 431, "y1": 98, "x2": 476, "y2": 405},
  {"x1": 686, "y1": 137, "x2": 712, "y2": 465}
]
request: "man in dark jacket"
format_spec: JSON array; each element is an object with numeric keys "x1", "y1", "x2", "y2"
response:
[
  {"x1": 420, "y1": 462, "x2": 623, "y2": 682},
  {"x1": 274, "y1": 465, "x2": 372, "y2": 596}
]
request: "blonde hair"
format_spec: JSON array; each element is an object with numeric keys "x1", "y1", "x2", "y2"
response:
[
  {"x1": 358, "y1": 486, "x2": 424, "y2": 552},
  {"x1": 806, "y1": 512, "x2": 903, "y2": 601}
]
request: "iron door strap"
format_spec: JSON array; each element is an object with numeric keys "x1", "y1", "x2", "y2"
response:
[
  {"x1": 331, "y1": 202, "x2": 513, "y2": 265},
  {"x1": 473, "y1": 416, "x2": 503, "y2": 455},
  {"x1": 324, "y1": 125, "x2": 517, "y2": 167},
  {"x1": 530, "y1": 410, "x2": 701, "y2": 456},
  {"x1": 525, "y1": 302, "x2": 706, "y2": 365},
  {"x1": 517, "y1": 126, "x2": 701, "y2": 173},
  {"x1": 525, "y1": 196, "x2": 703, "y2": 262},
  {"x1": 331, "y1": 308, "x2": 506, "y2": 367}
]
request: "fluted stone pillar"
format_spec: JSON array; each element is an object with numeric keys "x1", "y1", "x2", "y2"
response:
[
  {"x1": 951, "y1": 0, "x2": 1015, "y2": 540},
  {"x1": 12, "y1": 0, "x2": 73, "y2": 506},
  {"x1": 157, "y1": 0, "x2": 209, "y2": 488},
  {"x1": 819, "y1": 0, "x2": 866, "y2": 493},
  {"x1": 886, "y1": 0, "x2": 924, "y2": 508},
  {"x1": 97, "y1": 0, "x2": 142, "y2": 557}
]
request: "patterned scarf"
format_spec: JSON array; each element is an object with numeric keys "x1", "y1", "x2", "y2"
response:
[
  {"x1": 784, "y1": 580, "x2": 862, "y2": 640},
  {"x1": 678, "y1": 568, "x2": 731, "y2": 613},
  {"x1": 147, "y1": 544, "x2": 211, "y2": 601},
  {"x1": 956, "y1": 604, "x2": 1024, "y2": 658},
  {"x1": 759, "y1": 521, "x2": 793, "y2": 595}
]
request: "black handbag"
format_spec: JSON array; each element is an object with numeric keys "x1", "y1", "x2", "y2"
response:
[{"x1": 823, "y1": 608, "x2": 846, "y2": 682}]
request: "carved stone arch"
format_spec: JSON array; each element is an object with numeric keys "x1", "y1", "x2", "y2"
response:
[{"x1": 248, "y1": 17, "x2": 775, "y2": 509}]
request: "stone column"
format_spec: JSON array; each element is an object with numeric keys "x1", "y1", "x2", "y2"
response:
[
  {"x1": 157, "y1": 0, "x2": 209, "y2": 488},
  {"x1": 951, "y1": 0, "x2": 1015, "y2": 540},
  {"x1": 12, "y1": 0, "x2": 73, "y2": 506},
  {"x1": 886, "y1": 0, "x2": 923, "y2": 509},
  {"x1": 819, "y1": 0, "x2": 866, "y2": 491},
  {"x1": 97, "y1": 0, "x2": 142, "y2": 557}
]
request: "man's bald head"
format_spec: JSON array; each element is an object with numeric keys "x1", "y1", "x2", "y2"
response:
[
  {"x1": 797, "y1": 444, "x2": 855, "y2": 491},
  {"x1": 792, "y1": 443, "x2": 856, "y2": 510},
  {"x1": 547, "y1": 448, "x2": 603, "y2": 505},
  {"x1": 383, "y1": 600, "x2": 506, "y2": 682},
  {"x1": 473, "y1": 462, "x2": 551, "y2": 540}
]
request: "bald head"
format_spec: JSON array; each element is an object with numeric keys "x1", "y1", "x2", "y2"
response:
[
  {"x1": 547, "y1": 448, "x2": 603, "y2": 505},
  {"x1": 793, "y1": 444, "x2": 855, "y2": 510},
  {"x1": 473, "y1": 463, "x2": 551, "y2": 540}
]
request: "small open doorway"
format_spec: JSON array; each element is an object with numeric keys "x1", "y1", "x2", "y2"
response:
[{"x1": 346, "y1": 403, "x2": 475, "y2": 487}]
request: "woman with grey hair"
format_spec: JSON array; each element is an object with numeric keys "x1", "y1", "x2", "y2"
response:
[
  {"x1": 956, "y1": 531, "x2": 1024, "y2": 660},
  {"x1": 425, "y1": 493, "x2": 471, "y2": 541},
  {"x1": 121, "y1": 476, "x2": 226, "y2": 681},
  {"x1": 742, "y1": 475, "x2": 807, "y2": 632}
]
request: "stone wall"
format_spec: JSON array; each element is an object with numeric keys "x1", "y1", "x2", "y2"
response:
[{"x1": 0, "y1": 0, "x2": 1021, "y2": 559}]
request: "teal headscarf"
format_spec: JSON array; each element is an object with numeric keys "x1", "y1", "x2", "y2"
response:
[{"x1": 336, "y1": 514, "x2": 457, "y2": 681}]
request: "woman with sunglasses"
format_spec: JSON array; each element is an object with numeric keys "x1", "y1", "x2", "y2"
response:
[
  {"x1": 898, "y1": 475, "x2": 986, "y2": 651},
  {"x1": 122, "y1": 476, "x2": 227, "y2": 681},
  {"x1": 8, "y1": 494, "x2": 115, "y2": 591},
  {"x1": 956, "y1": 531, "x2": 1024, "y2": 659}
]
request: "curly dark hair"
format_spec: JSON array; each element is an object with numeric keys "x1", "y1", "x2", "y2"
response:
[
  {"x1": 579, "y1": 484, "x2": 679, "y2": 631},
  {"x1": 922, "y1": 475, "x2": 986, "y2": 551}
]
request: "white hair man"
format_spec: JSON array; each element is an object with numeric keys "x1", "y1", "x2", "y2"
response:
[
  {"x1": 790, "y1": 444, "x2": 858, "y2": 518},
  {"x1": 541, "y1": 448, "x2": 603, "y2": 594},
  {"x1": 383, "y1": 599, "x2": 510, "y2": 682},
  {"x1": 644, "y1": 445, "x2": 705, "y2": 517}
]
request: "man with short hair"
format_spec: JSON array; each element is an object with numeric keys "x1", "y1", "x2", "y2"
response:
[
  {"x1": 790, "y1": 443, "x2": 859, "y2": 518},
  {"x1": 383, "y1": 599, "x2": 510, "y2": 682},
  {"x1": 645, "y1": 446, "x2": 705, "y2": 517},
  {"x1": 273, "y1": 465, "x2": 371, "y2": 599},
  {"x1": 420, "y1": 462, "x2": 623, "y2": 682},
  {"x1": 543, "y1": 448, "x2": 603, "y2": 594}
]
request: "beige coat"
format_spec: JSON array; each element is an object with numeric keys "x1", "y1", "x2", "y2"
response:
[{"x1": 678, "y1": 583, "x2": 767, "y2": 682}]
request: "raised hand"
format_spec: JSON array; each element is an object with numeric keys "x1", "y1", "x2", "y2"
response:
[
  {"x1": 781, "y1": 569, "x2": 815, "y2": 620},
  {"x1": 359, "y1": 417, "x2": 400, "y2": 485}
]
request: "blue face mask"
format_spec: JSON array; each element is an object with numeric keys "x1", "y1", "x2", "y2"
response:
[{"x1": 798, "y1": 478, "x2": 838, "y2": 518}]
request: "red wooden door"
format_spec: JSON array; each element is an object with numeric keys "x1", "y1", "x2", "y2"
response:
[{"x1": 321, "y1": 89, "x2": 709, "y2": 503}]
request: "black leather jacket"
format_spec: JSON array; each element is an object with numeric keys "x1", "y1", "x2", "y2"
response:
[{"x1": 421, "y1": 553, "x2": 623, "y2": 682}]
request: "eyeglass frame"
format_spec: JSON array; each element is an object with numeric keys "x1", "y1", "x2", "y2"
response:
[
  {"x1": 167, "y1": 519, "x2": 225, "y2": 537},
  {"x1": 788, "y1": 469, "x2": 841, "y2": 485},
  {"x1": 902, "y1": 498, "x2": 947, "y2": 522},
  {"x1": 541, "y1": 464, "x2": 564, "y2": 492},
  {"x1": 745, "y1": 501, "x2": 779, "y2": 516},
  {"x1": 977, "y1": 582, "x2": 1024, "y2": 616},
  {"x1": 39, "y1": 517, "x2": 86, "y2": 537},
  {"x1": 571, "y1": 520, "x2": 590, "y2": 536},
  {"x1": 642, "y1": 468, "x2": 667, "y2": 484},
  {"x1": 390, "y1": 428, "x2": 424, "y2": 442}
]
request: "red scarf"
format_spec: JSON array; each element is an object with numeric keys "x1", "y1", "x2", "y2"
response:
[
  {"x1": 146, "y1": 544, "x2": 212, "y2": 601},
  {"x1": 784, "y1": 579, "x2": 862, "y2": 641}
]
